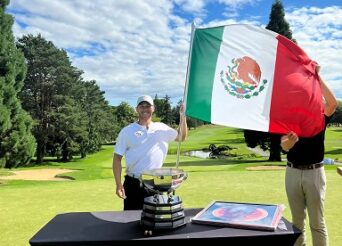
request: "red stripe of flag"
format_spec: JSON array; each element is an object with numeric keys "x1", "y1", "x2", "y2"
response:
[{"x1": 269, "y1": 35, "x2": 324, "y2": 137}]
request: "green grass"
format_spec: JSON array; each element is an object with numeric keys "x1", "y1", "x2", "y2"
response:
[
  {"x1": 325, "y1": 127, "x2": 342, "y2": 162},
  {"x1": 169, "y1": 126, "x2": 250, "y2": 154},
  {"x1": 1, "y1": 125, "x2": 342, "y2": 246}
]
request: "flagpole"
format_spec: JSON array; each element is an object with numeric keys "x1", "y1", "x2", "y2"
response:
[{"x1": 176, "y1": 21, "x2": 196, "y2": 169}]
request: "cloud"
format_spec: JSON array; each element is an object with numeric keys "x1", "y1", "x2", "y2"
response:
[
  {"x1": 9, "y1": 0, "x2": 189, "y2": 105},
  {"x1": 7, "y1": 1, "x2": 341, "y2": 106},
  {"x1": 174, "y1": 0, "x2": 206, "y2": 13},
  {"x1": 286, "y1": 6, "x2": 342, "y2": 99}
]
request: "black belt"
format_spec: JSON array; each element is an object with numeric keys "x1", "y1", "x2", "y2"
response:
[
  {"x1": 287, "y1": 162, "x2": 323, "y2": 170},
  {"x1": 126, "y1": 173, "x2": 140, "y2": 179},
  {"x1": 125, "y1": 174, "x2": 140, "y2": 179}
]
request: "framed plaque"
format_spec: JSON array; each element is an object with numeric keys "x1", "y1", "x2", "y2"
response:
[{"x1": 191, "y1": 201, "x2": 284, "y2": 231}]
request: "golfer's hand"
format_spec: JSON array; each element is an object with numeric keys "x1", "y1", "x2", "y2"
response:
[
  {"x1": 281, "y1": 131, "x2": 298, "y2": 152},
  {"x1": 116, "y1": 185, "x2": 126, "y2": 199}
]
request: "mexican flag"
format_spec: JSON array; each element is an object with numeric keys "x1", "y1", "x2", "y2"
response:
[{"x1": 184, "y1": 24, "x2": 324, "y2": 137}]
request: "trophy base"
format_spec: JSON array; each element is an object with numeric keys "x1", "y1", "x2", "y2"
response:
[
  {"x1": 141, "y1": 194, "x2": 186, "y2": 231},
  {"x1": 141, "y1": 216, "x2": 186, "y2": 229}
]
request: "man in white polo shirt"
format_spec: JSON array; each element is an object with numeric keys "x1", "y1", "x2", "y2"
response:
[{"x1": 113, "y1": 95, "x2": 187, "y2": 210}]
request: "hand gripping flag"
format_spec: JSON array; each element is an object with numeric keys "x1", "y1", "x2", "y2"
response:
[{"x1": 184, "y1": 24, "x2": 324, "y2": 137}]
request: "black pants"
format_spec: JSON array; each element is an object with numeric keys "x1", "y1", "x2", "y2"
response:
[{"x1": 123, "y1": 175, "x2": 151, "y2": 210}]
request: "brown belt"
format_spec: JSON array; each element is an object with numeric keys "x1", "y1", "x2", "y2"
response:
[{"x1": 287, "y1": 162, "x2": 323, "y2": 170}]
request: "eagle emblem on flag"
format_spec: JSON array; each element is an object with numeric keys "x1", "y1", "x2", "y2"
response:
[{"x1": 220, "y1": 56, "x2": 268, "y2": 99}]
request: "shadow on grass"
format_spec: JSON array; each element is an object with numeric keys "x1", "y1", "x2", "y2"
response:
[
  {"x1": 55, "y1": 175, "x2": 76, "y2": 180},
  {"x1": 326, "y1": 149, "x2": 342, "y2": 155},
  {"x1": 24, "y1": 155, "x2": 88, "y2": 168},
  {"x1": 16, "y1": 161, "x2": 86, "y2": 172},
  {"x1": 330, "y1": 128, "x2": 342, "y2": 133}
]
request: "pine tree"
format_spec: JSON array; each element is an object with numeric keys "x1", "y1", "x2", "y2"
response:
[
  {"x1": 266, "y1": 0, "x2": 295, "y2": 42},
  {"x1": 0, "y1": 0, "x2": 36, "y2": 168},
  {"x1": 17, "y1": 34, "x2": 87, "y2": 163},
  {"x1": 154, "y1": 94, "x2": 174, "y2": 125}
]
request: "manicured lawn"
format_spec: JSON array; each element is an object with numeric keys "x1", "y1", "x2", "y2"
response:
[{"x1": 1, "y1": 125, "x2": 341, "y2": 246}]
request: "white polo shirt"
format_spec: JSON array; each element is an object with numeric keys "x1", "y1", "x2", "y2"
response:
[{"x1": 114, "y1": 122, "x2": 178, "y2": 176}]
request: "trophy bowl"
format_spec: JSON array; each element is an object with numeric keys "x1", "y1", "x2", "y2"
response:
[{"x1": 140, "y1": 168, "x2": 187, "y2": 193}]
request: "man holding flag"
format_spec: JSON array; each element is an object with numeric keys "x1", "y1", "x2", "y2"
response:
[
  {"x1": 184, "y1": 24, "x2": 337, "y2": 246},
  {"x1": 281, "y1": 66, "x2": 337, "y2": 246}
]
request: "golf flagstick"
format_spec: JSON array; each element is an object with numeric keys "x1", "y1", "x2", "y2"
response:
[{"x1": 175, "y1": 22, "x2": 196, "y2": 169}]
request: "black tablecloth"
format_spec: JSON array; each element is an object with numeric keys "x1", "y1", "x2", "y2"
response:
[{"x1": 30, "y1": 208, "x2": 300, "y2": 245}]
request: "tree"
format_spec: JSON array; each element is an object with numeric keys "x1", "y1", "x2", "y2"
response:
[
  {"x1": 51, "y1": 96, "x2": 88, "y2": 161},
  {"x1": 72, "y1": 80, "x2": 117, "y2": 156},
  {"x1": 244, "y1": 0, "x2": 295, "y2": 161},
  {"x1": 171, "y1": 99, "x2": 205, "y2": 129},
  {"x1": 154, "y1": 94, "x2": 174, "y2": 125},
  {"x1": 266, "y1": 0, "x2": 295, "y2": 41},
  {"x1": 330, "y1": 101, "x2": 342, "y2": 126},
  {"x1": 18, "y1": 34, "x2": 118, "y2": 161},
  {"x1": 17, "y1": 34, "x2": 84, "y2": 163},
  {"x1": 162, "y1": 95, "x2": 173, "y2": 125},
  {"x1": 0, "y1": 0, "x2": 36, "y2": 168},
  {"x1": 115, "y1": 102, "x2": 136, "y2": 130}
]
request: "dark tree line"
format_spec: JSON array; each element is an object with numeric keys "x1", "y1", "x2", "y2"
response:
[{"x1": 0, "y1": 0, "x2": 36, "y2": 168}]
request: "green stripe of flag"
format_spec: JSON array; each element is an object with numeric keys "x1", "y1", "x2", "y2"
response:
[{"x1": 185, "y1": 26, "x2": 224, "y2": 122}]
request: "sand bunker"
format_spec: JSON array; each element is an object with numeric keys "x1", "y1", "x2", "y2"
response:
[
  {"x1": 0, "y1": 169, "x2": 75, "y2": 181},
  {"x1": 246, "y1": 165, "x2": 286, "y2": 171}
]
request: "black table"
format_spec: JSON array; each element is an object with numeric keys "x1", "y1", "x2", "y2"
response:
[{"x1": 30, "y1": 209, "x2": 300, "y2": 245}]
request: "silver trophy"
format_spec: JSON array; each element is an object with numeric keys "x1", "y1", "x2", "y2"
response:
[{"x1": 140, "y1": 168, "x2": 187, "y2": 233}]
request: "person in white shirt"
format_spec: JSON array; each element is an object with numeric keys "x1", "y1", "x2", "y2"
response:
[{"x1": 113, "y1": 95, "x2": 187, "y2": 210}]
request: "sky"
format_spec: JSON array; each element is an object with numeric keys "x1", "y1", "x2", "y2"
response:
[{"x1": 7, "y1": 0, "x2": 342, "y2": 106}]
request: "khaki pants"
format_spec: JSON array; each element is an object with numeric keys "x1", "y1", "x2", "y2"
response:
[{"x1": 285, "y1": 166, "x2": 328, "y2": 246}]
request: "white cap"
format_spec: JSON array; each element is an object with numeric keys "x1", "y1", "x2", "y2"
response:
[{"x1": 136, "y1": 95, "x2": 154, "y2": 106}]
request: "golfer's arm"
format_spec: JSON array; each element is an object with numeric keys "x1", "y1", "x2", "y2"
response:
[
  {"x1": 320, "y1": 76, "x2": 337, "y2": 116},
  {"x1": 113, "y1": 154, "x2": 123, "y2": 187}
]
